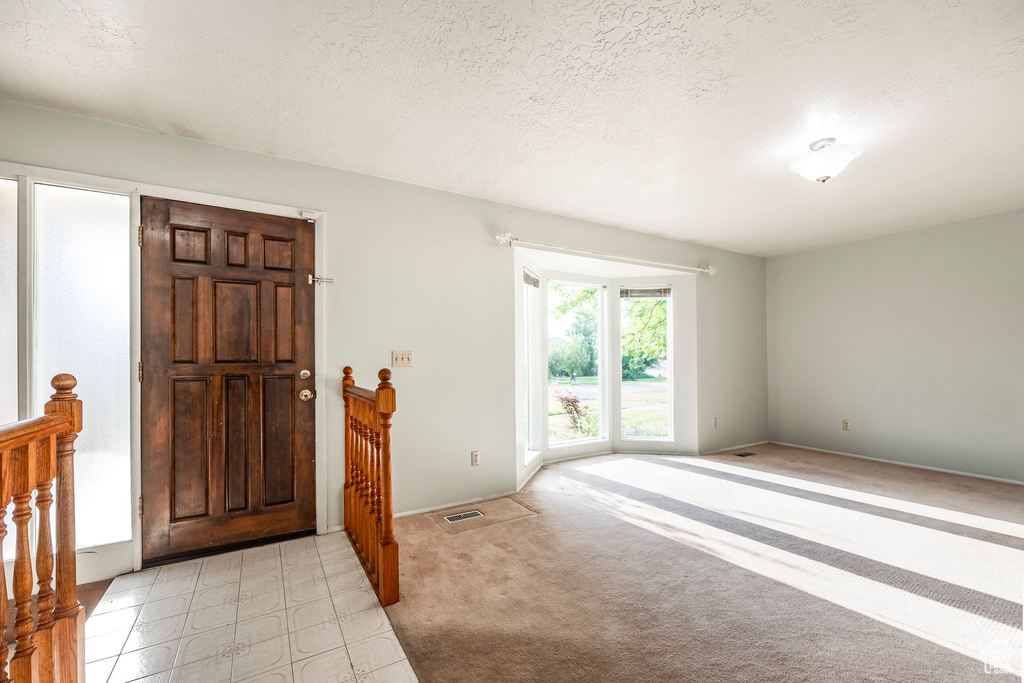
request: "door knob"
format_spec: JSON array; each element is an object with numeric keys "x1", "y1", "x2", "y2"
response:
[{"x1": 299, "y1": 389, "x2": 314, "y2": 402}]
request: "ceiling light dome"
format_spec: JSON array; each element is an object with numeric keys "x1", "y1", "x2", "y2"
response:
[{"x1": 789, "y1": 138, "x2": 864, "y2": 183}]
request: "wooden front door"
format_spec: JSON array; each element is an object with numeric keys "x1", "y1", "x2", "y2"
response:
[{"x1": 141, "y1": 197, "x2": 316, "y2": 563}]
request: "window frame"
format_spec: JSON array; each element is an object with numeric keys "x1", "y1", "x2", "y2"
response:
[
  {"x1": 617, "y1": 283, "x2": 674, "y2": 443},
  {"x1": 542, "y1": 272, "x2": 611, "y2": 455}
]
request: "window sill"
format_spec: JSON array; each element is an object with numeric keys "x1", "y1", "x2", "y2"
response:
[
  {"x1": 547, "y1": 437, "x2": 609, "y2": 450},
  {"x1": 621, "y1": 436, "x2": 673, "y2": 443},
  {"x1": 525, "y1": 450, "x2": 542, "y2": 468}
]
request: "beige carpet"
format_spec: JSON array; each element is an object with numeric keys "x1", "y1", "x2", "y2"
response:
[
  {"x1": 426, "y1": 497, "x2": 538, "y2": 535},
  {"x1": 386, "y1": 444, "x2": 1024, "y2": 682}
]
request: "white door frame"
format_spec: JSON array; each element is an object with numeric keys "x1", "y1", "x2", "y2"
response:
[{"x1": 0, "y1": 159, "x2": 329, "y2": 579}]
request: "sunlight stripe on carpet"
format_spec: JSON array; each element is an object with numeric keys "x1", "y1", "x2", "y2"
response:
[
  {"x1": 568, "y1": 478, "x2": 1023, "y2": 676},
  {"x1": 664, "y1": 456, "x2": 1024, "y2": 539},
  {"x1": 580, "y1": 458, "x2": 1024, "y2": 603}
]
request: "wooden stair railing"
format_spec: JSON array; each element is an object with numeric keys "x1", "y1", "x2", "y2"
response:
[
  {"x1": 342, "y1": 367, "x2": 399, "y2": 606},
  {"x1": 0, "y1": 374, "x2": 84, "y2": 683}
]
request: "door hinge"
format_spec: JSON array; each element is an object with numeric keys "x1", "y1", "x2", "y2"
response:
[
  {"x1": 308, "y1": 274, "x2": 335, "y2": 286},
  {"x1": 138, "y1": 497, "x2": 143, "y2": 518},
  {"x1": 138, "y1": 225, "x2": 143, "y2": 247},
  {"x1": 138, "y1": 361, "x2": 143, "y2": 382}
]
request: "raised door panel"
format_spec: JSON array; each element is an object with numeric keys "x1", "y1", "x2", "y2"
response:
[
  {"x1": 223, "y1": 376, "x2": 249, "y2": 512},
  {"x1": 263, "y1": 237, "x2": 294, "y2": 271},
  {"x1": 225, "y1": 232, "x2": 248, "y2": 267},
  {"x1": 274, "y1": 285, "x2": 295, "y2": 362},
  {"x1": 214, "y1": 281, "x2": 260, "y2": 362},
  {"x1": 172, "y1": 226, "x2": 210, "y2": 263},
  {"x1": 262, "y1": 375, "x2": 295, "y2": 506},
  {"x1": 172, "y1": 277, "x2": 197, "y2": 363},
  {"x1": 172, "y1": 378, "x2": 210, "y2": 521}
]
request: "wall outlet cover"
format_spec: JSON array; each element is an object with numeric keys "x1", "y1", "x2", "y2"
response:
[{"x1": 842, "y1": 419, "x2": 851, "y2": 431}]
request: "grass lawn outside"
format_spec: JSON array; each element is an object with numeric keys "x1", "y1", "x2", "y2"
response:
[
  {"x1": 548, "y1": 377, "x2": 669, "y2": 441},
  {"x1": 548, "y1": 375, "x2": 601, "y2": 386}
]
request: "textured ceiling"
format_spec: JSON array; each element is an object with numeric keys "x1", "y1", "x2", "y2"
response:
[{"x1": 1, "y1": 0, "x2": 1022, "y2": 256}]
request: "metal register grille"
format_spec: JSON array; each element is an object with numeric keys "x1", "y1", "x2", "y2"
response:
[{"x1": 443, "y1": 510, "x2": 484, "y2": 523}]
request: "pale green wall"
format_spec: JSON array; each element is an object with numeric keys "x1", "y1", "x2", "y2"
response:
[
  {"x1": 0, "y1": 100, "x2": 769, "y2": 526},
  {"x1": 767, "y1": 210, "x2": 1024, "y2": 482}
]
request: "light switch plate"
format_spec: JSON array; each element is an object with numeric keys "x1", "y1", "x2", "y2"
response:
[{"x1": 392, "y1": 351, "x2": 414, "y2": 367}]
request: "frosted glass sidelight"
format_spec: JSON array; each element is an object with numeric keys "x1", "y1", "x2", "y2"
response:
[{"x1": 34, "y1": 184, "x2": 131, "y2": 549}]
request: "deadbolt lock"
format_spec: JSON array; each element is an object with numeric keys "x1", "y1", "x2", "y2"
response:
[{"x1": 299, "y1": 369, "x2": 311, "y2": 379}]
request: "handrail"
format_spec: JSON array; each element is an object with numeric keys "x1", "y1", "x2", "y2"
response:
[
  {"x1": 0, "y1": 415, "x2": 70, "y2": 453},
  {"x1": 342, "y1": 367, "x2": 399, "y2": 606},
  {"x1": 0, "y1": 373, "x2": 84, "y2": 683},
  {"x1": 343, "y1": 385, "x2": 377, "y2": 404}
]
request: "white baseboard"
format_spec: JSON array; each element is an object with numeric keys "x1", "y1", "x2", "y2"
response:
[
  {"x1": 517, "y1": 460, "x2": 545, "y2": 493},
  {"x1": 4, "y1": 539, "x2": 134, "y2": 594},
  {"x1": 771, "y1": 441, "x2": 1024, "y2": 486},
  {"x1": 77, "y1": 540, "x2": 135, "y2": 584},
  {"x1": 699, "y1": 440, "x2": 769, "y2": 455},
  {"x1": 323, "y1": 525, "x2": 345, "y2": 535},
  {"x1": 395, "y1": 490, "x2": 519, "y2": 518}
]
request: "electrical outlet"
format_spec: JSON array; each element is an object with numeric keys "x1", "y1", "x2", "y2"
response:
[
  {"x1": 842, "y1": 419, "x2": 851, "y2": 431},
  {"x1": 391, "y1": 350, "x2": 413, "y2": 367},
  {"x1": 712, "y1": 417, "x2": 718, "y2": 429},
  {"x1": 471, "y1": 450, "x2": 480, "y2": 466}
]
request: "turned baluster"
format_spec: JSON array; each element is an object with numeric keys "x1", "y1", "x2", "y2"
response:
[
  {"x1": 376, "y1": 369, "x2": 399, "y2": 606},
  {"x1": 353, "y1": 404, "x2": 365, "y2": 556},
  {"x1": 342, "y1": 368, "x2": 355, "y2": 536},
  {"x1": 9, "y1": 442, "x2": 38, "y2": 682},
  {"x1": 0, "y1": 464, "x2": 12, "y2": 683},
  {"x1": 370, "y1": 414, "x2": 383, "y2": 582},
  {"x1": 35, "y1": 433, "x2": 58, "y2": 683},
  {"x1": 348, "y1": 411, "x2": 361, "y2": 551},
  {"x1": 45, "y1": 374, "x2": 84, "y2": 683},
  {"x1": 351, "y1": 405, "x2": 362, "y2": 555},
  {"x1": 370, "y1": 417, "x2": 382, "y2": 581},
  {"x1": 362, "y1": 401, "x2": 374, "y2": 561}
]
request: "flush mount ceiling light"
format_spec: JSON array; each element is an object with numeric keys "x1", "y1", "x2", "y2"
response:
[{"x1": 788, "y1": 138, "x2": 864, "y2": 183}]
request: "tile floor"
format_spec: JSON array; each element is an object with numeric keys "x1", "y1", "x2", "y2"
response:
[{"x1": 83, "y1": 533, "x2": 418, "y2": 683}]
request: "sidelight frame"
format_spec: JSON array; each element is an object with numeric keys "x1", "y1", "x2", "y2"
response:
[{"x1": 0, "y1": 159, "x2": 329, "y2": 579}]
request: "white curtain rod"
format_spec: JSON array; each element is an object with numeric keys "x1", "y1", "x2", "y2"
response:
[{"x1": 494, "y1": 232, "x2": 717, "y2": 276}]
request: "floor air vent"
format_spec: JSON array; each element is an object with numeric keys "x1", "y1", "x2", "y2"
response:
[
  {"x1": 444, "y1": 510, "x2": 484, "y2": 523},
  {"x1": 734, "y1": 452, "x2": 755, "y2": 457}
]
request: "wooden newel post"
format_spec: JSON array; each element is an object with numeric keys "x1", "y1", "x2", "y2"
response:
[
  {"x1": 375, "y1": 369, "x2": 399, "y2": 606},
  {"x1": 44, "y1": 374, "x2": 84, "y2": 683},
  {"x1": 342, "y1": 367, "x2": 355, "y2": 536}
]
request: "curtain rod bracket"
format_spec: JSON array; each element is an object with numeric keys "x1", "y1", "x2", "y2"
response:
[{"x1": 495, "y1": 232, "x2": 518, "y2": 247}]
